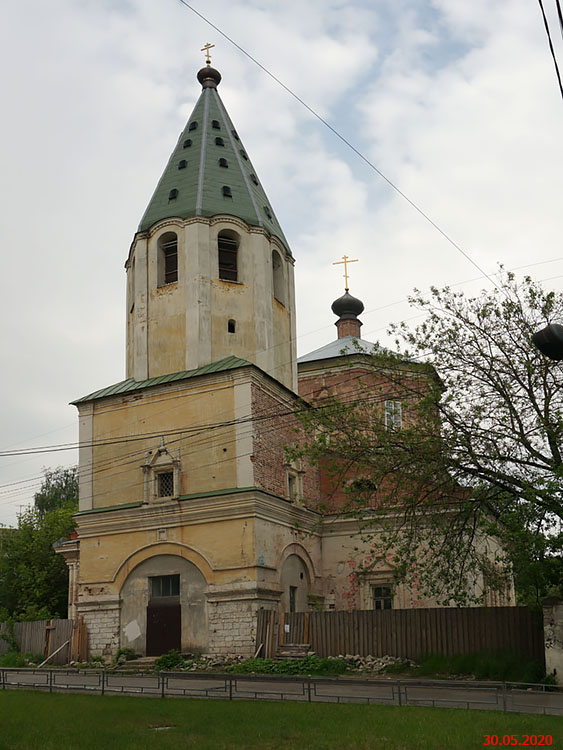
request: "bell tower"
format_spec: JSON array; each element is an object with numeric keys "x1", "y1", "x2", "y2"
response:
[{"x1": 125, "y1": 62, "x2": 297, "y2": 392}]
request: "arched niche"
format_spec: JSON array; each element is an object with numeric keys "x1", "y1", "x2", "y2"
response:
[
  {"x1": 120, "y1": 554, "x2": 208, "y2": 656},
  {"x1": 280, "y1": 554, "x2": 310, "y2": 613}
]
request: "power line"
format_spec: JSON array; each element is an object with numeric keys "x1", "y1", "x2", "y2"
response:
[
  {"x1": 176, "y1": 0, "x2": 504, "y2": 293},
  {"x1": 557, "y1": 0, "x2": 563, "y2": 38},
  {"x1": 537, "y1": 0, "x2": 563, "y2": 102},
  {"x1": 2, "y1": 258, "x2": 562, "y2": 463},
  {"x1": 2, "y1": 257, "x2": 561, "y2": 503}
]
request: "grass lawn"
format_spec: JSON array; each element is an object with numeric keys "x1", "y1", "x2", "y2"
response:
[{"x1": 0, "y1": 691, "x2": 561, "y2": 749}]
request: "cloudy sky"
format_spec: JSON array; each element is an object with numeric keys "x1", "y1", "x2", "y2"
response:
[{"x1": 1, "y1": 0, "x2": 562, "y2": 526}]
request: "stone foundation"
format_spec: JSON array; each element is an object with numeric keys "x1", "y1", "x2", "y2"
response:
[
  {"x1": 78, "y1": 594, "x2": 120, "y2": 659},
  {"x1": 207, "y1": 592, "x2": 278, "y2": 657}
]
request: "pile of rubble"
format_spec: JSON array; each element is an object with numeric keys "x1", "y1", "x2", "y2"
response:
[
  {"x1": 337, "y1": 654, "x2": 417, "y2": 673},
  {"x1": 182, "y1": 655, "x2": 246, "y2": 671}
]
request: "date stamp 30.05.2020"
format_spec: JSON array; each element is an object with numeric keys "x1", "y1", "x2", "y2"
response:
[{"x1": 483, "y1": 736, "x2": 553, "y2": 746}]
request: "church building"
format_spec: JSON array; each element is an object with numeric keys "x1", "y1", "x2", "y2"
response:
[{"x1": 56, "y1": 57, "x2": 512, "y2": 659}]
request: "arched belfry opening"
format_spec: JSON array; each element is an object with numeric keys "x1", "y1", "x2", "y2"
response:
[
  {"x1": 217, "y1": 230, "x2": 239, "y2": 282},
  {"x1": 272, "y1": 249, "x2": 285, "y2": 304},
  {"x1": 158, "y1": 232, "x2": 178, "y2": 286}
]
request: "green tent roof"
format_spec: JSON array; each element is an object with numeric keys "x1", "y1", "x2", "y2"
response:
[{"x1": 138, "y1": 70, "x2": 291, "y2": 255}]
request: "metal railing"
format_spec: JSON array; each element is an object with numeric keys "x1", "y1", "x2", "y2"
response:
[{"x1": 1, "y1": 668, "x2": 561, "y2": 715}]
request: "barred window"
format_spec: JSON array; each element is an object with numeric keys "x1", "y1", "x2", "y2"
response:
[
  {"x1": 157, "y1": 471, "x2": 174, "y2": 497},
  {"x1": 151, "y1": 574, "x2": 180, "y2": 598}
]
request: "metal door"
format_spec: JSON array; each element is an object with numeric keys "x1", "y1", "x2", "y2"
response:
[{"x1": 146, "y1": 600, "x2": 181, "y2": 656}]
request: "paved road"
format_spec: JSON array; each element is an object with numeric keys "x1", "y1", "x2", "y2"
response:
[{"x1": 2, "y1": 669, "x2": 562, "y2": 715}]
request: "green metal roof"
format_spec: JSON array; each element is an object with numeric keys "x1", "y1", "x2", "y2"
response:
[
  {"x1": 72, "y1": 355, "x2": 252, "y2": 404},
  {"x1": 138, "y1": 76, "x2": 291, "y2": 255}
]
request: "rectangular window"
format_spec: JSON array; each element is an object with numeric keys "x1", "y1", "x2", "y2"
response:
[
  {"x1": 218, "y1": 236, "x2": 238, "y2": 281},
  {"x1": 157, "y1": 471, "x2": 174, "y2": 498},
  {"x1": 372, "y1": 585, "x2": 393, "y2": 610},
  {"x1": 289, "y1": 585, "x2": 297, "y2": 613},
  {"x1": 150, "y1": 574, "x2": 180, "y2": 598},
  {"x1": 385, "y1": 400, "x2": 402, "y2": 431},
  {"x1": 163, "y1": 240, "x2": 178, "y2": 284}
]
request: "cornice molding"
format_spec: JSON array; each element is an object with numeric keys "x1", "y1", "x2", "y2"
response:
[{"x1": 76, "y1": 489, "x2": 320, "y2": 538}]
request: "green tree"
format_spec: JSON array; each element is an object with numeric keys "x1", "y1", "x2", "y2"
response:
[
  {"x1": 34, "y1": 466, "x2": 78, "y2": 515},
  {"x1": 293, "y1": 272, "x2": 563, "y2": 604},
  {"x1": 0, "y1": 468, "x2": 78, "y2": 620}
]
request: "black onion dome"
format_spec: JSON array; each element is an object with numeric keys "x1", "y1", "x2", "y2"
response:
[
  {"x1": 197, "y1": 66, "x2": 222, "y2": 88},
  {"x1": 331, "y1": 291, "x2": 365, "y2": 320}
]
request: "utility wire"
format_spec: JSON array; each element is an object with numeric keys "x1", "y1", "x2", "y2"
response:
[
  {"x1": 556, "y1": 0, "x2": 563, "y2": 38},
  {"x1": 1, "y1": 256, "x2": 561, "y2": 498},
  {"x1": 537, "y1": 0, "x2": 563, "y2": 101},
  {"x1": 176, "y1": 0, "x2": 503, "y2": 293}
]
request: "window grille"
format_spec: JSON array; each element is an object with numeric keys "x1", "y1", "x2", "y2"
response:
[
  {"x1": 215, "y1": 137, "x2": 224, "y2": 146},
  {"x1": 162, "y1": 240, "x2": 178, "y2": 284},
  {"x1": 385, "y1": 401, "x2": 402, "y2": 431},
  {"x1": 218, "y1": 235, "x2": 238, "y2": 281},
  {"x1": 183, "y1": 139, "x2": 192, "y2": 148},
  {"x1": 222, "y1": 185, "x2": 232, "y2": 197},
  {"x1": 212, "y1": 119, "x2": 220, "y2": 129},
  {"x1": 150, "y1": 574, "x2": 180, "y2": 598},
  {"x1": 168, "y1": 188, "x2": 178, "y2": 201},
  {"x1": 219, "y1": 158, "x2": 228, "y2": 168},
  {"x1": 157, "y1": 471, "x2": 174, "y2": 497},
  {"x1": 188, "y1": 121, "x2": 198, "y2": 131},
  {"x1": 372, "y1": 586, "x2": 393, "y2": 610}
]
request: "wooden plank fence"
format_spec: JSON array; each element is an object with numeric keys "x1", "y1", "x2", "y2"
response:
[
  {"x1": 0, "y1": 618, "x2": 87, "y2": 664},
  {"x1": 256, "y1": 607, "x2": 544, "y2": 665}
]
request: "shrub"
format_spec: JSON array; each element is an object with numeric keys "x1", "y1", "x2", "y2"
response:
[
  {"x1": 23, "y1": 653, "x2": 45, "y2": 665},
  {"x1": 0, "y1": 652, "x2": 27, "y2": 668},
  {"x1": 154, "y1": 649, "x2": 186, "y2": 671},
  {"x1": 114, "y1": 648, "x2": 135, "y2": 663}
]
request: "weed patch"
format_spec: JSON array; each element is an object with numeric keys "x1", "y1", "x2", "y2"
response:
[
  {"x1": 413, "y1": 651, "x2": 545, "y2": 683},
  {"x1": 225, "y1": 655, "x2": 348, "y2": 676}
]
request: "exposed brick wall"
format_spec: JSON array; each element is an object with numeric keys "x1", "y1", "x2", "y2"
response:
[
  {"x1": 251, "y1": 380, "x2": 319, "y2": 504},
  {"x1": 298, "y1": 360, "x2": 430, "y2": 511},
  {"x1": 336, "y1": 319, "x2": 362, "y2": 338}
]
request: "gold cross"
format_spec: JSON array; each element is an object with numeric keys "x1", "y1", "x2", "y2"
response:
[
  {"x1": 332, "y1": 255, "x2": 359, "y2": 291},
  {"x1": 201, "y1": 42, "x2": 215, "y2": 66}
]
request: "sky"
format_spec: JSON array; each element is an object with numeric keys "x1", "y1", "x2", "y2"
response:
[{"x1": 1, "y1": 0, "x2": 562, "y2": 526}]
